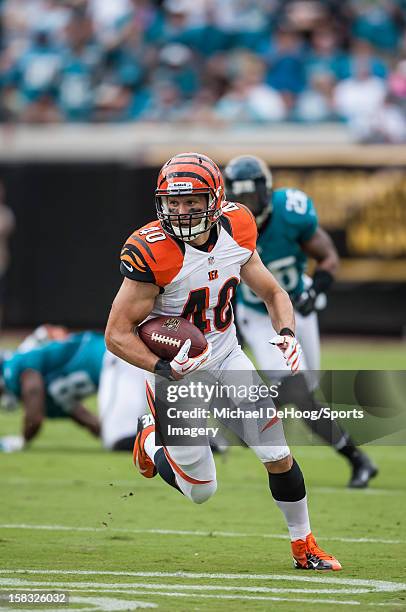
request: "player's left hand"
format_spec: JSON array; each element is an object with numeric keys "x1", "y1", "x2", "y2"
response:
[
  {"x1": 294, "y1": 288, "x2": 317, "y2": 317},
  {"x1": 269, "y1": 335, "x2": 302, "y2": 373},
  {"x1": 0, "y1": 435, "x2": 25, "y2": 453},
  {"x1": 170, "y1": 339, "x2": 212, "y2": 379}
]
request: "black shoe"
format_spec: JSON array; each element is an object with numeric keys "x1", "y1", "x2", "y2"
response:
[{"x1": 348, "y1": 456, "x2": 378, "y2": 488}]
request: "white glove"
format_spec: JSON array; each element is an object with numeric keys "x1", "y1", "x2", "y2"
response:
[
  {"x1": 0, "y1": 435, "x2": 25, "y2": 453},
  {"x1": 170, "y1": 339, "x2": 212, "y2": 378},
  {"x1": 269, "y1": 335, "x2": 302, "y2": 374}
]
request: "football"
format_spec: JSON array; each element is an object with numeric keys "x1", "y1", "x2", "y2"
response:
[{"x1": 138, "y1": 316, "x2": 207, "y2": 360}]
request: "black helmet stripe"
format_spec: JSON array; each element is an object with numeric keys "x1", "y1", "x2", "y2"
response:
[
  {"x1": 172, "y1": 153, "x2": 219, "y2": 172},
  {"x1": 158, "y1": 171, "x2": 212, "y2": 189},
  {"x1": 168, "y1": 154, "x2": 220, "y2": 187},
  {"x1": 163, "y1": 161, "x2": 216, "y2": 187}
]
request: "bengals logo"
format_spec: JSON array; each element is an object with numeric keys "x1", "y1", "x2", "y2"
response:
[{"x1": 162, "y1": 318, "x2": 181, "y2": 331}]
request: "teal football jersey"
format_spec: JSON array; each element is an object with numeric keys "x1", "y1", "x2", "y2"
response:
[
  {"x1": 237, "y1": 188, "x2": 318, "y2": 314},
  {"x1": 2, "y1": 332, "x2": 106, "y2": 418}
]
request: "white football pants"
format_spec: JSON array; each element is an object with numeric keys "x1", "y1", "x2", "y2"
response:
[
  {"x1": 98, "y1": 350, "x2": 147, "y2": 449},
  {"x1": 145, "y1": 344, "x2": 290, "y2": 504},
  {"x1": 236, "y1": 303, "x2": 321, "y2": 373}
]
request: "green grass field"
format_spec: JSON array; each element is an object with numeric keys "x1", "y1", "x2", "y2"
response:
[{"x1": 1, "y1": 339, "x2": 406, "y2": 611}]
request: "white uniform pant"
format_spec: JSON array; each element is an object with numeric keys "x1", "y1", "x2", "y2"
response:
[
  {"x1": 145, "y1": 344, "x2": 290, "y2": 503},
  {"x1": 98, "y1": 351, "x2": 147, "y2": 449},
  {"x1": 236, "y1": 303, "x2": 320, "y2": 373}
]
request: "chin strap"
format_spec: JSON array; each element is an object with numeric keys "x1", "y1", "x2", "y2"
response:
[{"x1": 172, "y1": 217, "x2": 209, "y2": 241}]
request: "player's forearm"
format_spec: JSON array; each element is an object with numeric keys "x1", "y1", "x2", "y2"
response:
[
  {"x1": 23, "y1": 413, "x2": 42, "y2": 442},
  {"x1": 105, "y1": 327, "x2": 159, "y2": 373},
  {"x1": 264, "y1": 287, "x2": 295, "y2": 335},
  {"x1": 106, "y1": 278, "x2": 160, "y2": 373},
  {"x1": 303, "y1": 228, "x2": 340, "y2": 277},
  {"x1": 22, "y1": 397, "x2": 44, "y2": 442},
  {"x1": 315, "y1": 250, "x2": 339, "y2": 276},
  {"x1": 21, "y1": 372, "x2": 45, "y2": 442}
]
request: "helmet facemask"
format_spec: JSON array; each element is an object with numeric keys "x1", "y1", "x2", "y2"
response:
[{"x1": 156, "y1": 184, "x2": 222, "y2": 242}]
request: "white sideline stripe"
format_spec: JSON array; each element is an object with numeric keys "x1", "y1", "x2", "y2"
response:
[
  {"x1": 0, "y1": 523, "x2": 402, "y2": 545},
  {"x1": 1, "y1": 583, "x2": 404, "y2": 608},
  {"x1": 0, "y1": 578, "x2": 379, "y2": 595},
  {"x1": 0, "y1": 585, "x2": 361, "y2": 606},
  {"x1": 1, "y1": 570, "x2": 405, "y2": 593}
]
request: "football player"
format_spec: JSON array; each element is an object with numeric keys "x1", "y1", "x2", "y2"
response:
[
  {"x1": 0, "y1": 328, "x2": 146, "y2": 452},
  {"x1": 224, "y1": 154, "x2": 378, "y2": 488},
  {"x1": 0, "y1": 330, "x2": 102, "y2": 451},
  {"x1": 106, "y1": 152, "x2": 342, "y2": 571}
]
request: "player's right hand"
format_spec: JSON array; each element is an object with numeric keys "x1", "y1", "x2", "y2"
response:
[
  {"x1": 0, "y1": 435, "x2": 25, "y2": 453},
  {"x1": 269, "y1": 335, "x2": 302, "y2": 374},
  {"x1": 170, "y1": 339, "x2": 212, "y2": 379}
]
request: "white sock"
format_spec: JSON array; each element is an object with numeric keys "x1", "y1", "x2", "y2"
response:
[
  {"x1": 275, "y1": 496, "x2": 311, "y2": 541},
  {"x1": 144, "y1": 431, "x2": 161, "y2": 463}
]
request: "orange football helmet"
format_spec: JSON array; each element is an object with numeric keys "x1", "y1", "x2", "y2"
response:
[{"x1": 155, "y1": 152, "x2": 225, "y2": 241}]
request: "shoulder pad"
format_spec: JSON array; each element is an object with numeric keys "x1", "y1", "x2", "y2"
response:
[
  {"x1": 121, "y1": 221, "x2": 185, "y2": 287},
  {"x1": 220, "y1": 201, "x2": 257, "y2": 251}
]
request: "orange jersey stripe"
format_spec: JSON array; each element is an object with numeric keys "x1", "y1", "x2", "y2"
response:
[
  {"x1": 261, "y1": 416, "x2": 280, "y2": 433},
  {"x1": 122, "y1": 221, "x2": 185, "y2": 287},
  {"x1": 145, "y1": 381, "x2": 156, "y2": 418},
  {"x1": 163, "y1": 447, "x2": 213, "y2": 485}
]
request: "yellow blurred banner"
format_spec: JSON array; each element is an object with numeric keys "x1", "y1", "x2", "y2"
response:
[
  {"x1": 274, "y1": 169, "x2": 406, "y2": 263},
  {"x1": 337, "y1": 259, "x2": 406, "y2": 282}
]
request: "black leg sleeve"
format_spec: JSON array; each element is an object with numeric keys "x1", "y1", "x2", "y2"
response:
[
  {"x1": 268, "y1": 458, "x2": 306, "y2": 502},
  {"x1": 154, "y1": 447, "x2": 183, "y2": 494},
  {"x1": 277, "y1": 374, "x2": 348, "y2": 448}
]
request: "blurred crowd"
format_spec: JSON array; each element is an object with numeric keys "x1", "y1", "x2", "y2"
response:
[{"x1": 1, "y1": 0, "x2": 406, "y2": 141}]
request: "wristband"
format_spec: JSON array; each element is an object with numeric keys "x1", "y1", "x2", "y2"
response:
[
  {"x1": 279, "y1": 327, "x2": 295, "y2": 337},
  {"x1": 312, "y1": 269, "x2": 334, "y2": 294},
  {"x1": 154, "y1": 359, "x2": 175, "y2": 380}
]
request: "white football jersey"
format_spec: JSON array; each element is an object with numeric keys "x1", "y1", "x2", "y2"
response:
[{"x1": 120, "y1": 202, "x2": 257, "y2": 363}]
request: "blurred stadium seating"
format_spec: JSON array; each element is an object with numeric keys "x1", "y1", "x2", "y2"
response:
[
  {"x1": 1, "y1": 7, "x2": 406, "y2": 604},
  {"x1": 0, "y1": 0, "x2": 406, "y2": 141}
]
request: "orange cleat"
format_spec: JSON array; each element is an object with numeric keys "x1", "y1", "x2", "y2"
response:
[
  {"x1": 133, "y1": 414, "x2": 157, "y2": 479},
  {"x1": 292, "y1": 532, "x2": 342, "y2": 571}
]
